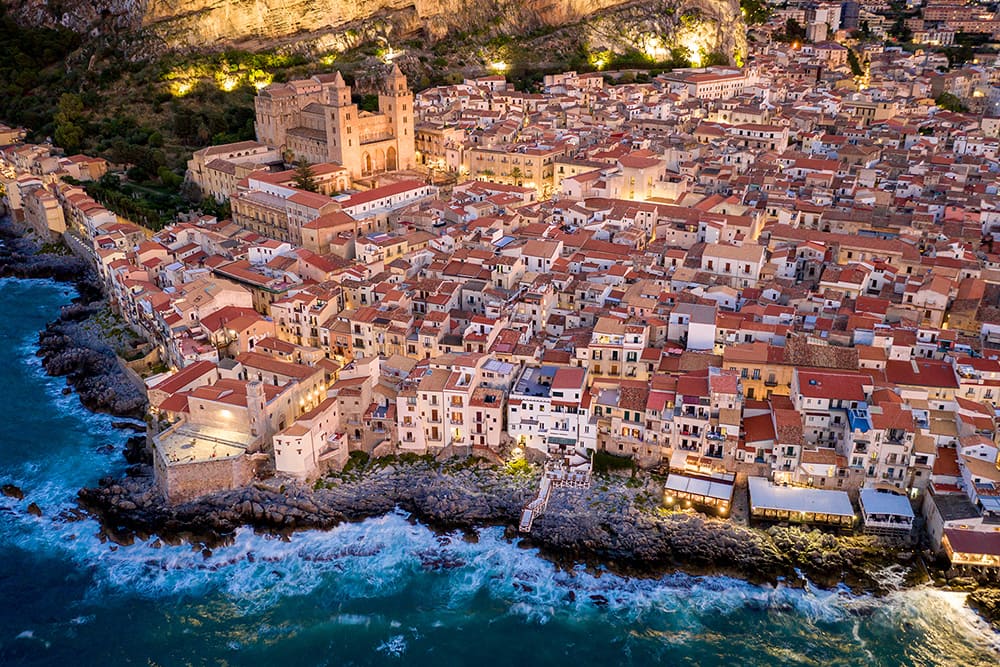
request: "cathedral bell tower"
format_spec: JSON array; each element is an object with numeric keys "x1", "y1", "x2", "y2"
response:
[
  {"x1": 378, "y1": 64, "x2": 415, "y2": 172},
  {"x1": 325, "y1": 71, "x2": 361, "y2": 178}
]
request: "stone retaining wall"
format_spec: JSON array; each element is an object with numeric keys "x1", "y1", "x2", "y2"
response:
[{"x1": 154, "y1": 449, "x2": 253, "y2": 505}]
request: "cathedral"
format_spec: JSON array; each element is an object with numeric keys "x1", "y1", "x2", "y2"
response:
[{"x1": 254, "y1": 65, "x2": 415, "y2": 180}]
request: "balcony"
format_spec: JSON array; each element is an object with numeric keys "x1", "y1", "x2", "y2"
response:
[
  {"x1": 764, "y1": 378, "x2": 778, "y2": 387},
  {"x1": 885, "y1": 431, "x2": 907, "y2": 445}
]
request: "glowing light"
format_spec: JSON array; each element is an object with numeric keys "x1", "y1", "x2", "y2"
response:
[
  {"x1": 589, "y1": 50, "x2": 613, "y2": 71},
  {"x1": 170, "y1": 81, "x2": 193, "y2": 97},
  {"x1": 491, "y1": 61, "x2": 508, "y2": 73},
  {"x1": 641, "y1": 37, "x2": 670, "y2": 62},
  {"x1": 679, "y1": 30, "x2": 708, "y2": 67},
  {"x1": 219, "y1": 75, "x2": 239, "y2": 92},
  {"x1": 320, "y1": 54, "x2": 337, "y2": 66},
  {"x1": 380, "y1": 47, "x2": 403, "y2": 63}
]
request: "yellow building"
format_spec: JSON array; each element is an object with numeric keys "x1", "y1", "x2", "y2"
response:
[{"x1": 722, "y1": 342, "x2": 794, "y2": 401}]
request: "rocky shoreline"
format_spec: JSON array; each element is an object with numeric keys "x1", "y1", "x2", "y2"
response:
[
  {"x1": 0, "y1": 219, "x2": 148, "y2": 419},
  {"x1": 969, "y1": 589, "x2": 1000, "y2": 631},
  {"x1": 77, "y1": 457, "x2": 916, "y2": 593}
]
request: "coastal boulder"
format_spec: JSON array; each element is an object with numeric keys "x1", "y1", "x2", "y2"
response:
[{"x1": 1, "y1": 484, "x2": 25, "y2": 500}]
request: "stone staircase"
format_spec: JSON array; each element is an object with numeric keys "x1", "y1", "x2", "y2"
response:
[{"x1": 519, "y1": 449, "x2": 592, "y2": 533}]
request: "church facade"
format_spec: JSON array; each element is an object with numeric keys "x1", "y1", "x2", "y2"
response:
[{"x1": 254, "y1": 66, "x2": 415, "y2": 180}]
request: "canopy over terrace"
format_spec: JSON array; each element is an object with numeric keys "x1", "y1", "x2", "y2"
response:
[
  {"x1": 748, "y1": 476, "x2": 855, "y2": 527},
  {"x1": 859, "y1": 488, "x2": 915, "y2": 536},
  {"x1": 665, "y1": 471, "x2": 736, "y2": 513}
]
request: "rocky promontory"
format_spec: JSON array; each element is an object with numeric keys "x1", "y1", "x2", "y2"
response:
[
  {"x1": 79, "y1": 457, "x2": 911, "y2": 592},
  {"x1": 36, "y1": 300, "x2": 149, "y2": 419},
  {"x1": 0, "y1": 222, "x2": 99, "y2": 296}
]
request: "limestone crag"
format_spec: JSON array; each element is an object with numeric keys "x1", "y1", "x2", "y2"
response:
[{"x1": 3, "y1": 0, "x2": 745, "y2": 57}]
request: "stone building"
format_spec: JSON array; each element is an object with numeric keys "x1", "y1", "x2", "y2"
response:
[{"x1": 254, "y1": 67, "x2": 415, "y2": 180}]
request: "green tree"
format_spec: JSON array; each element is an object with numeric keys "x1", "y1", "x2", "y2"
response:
[
  {"x1": 293, "y1": 158, "x2": 318, "y2": 192},
  {"x1": 157, "y1": 165, "x2": 182, "y2": 188},
  {"x1": 785, "y1": 18, "x2": 806, "y2": 42},
  {"x1": 740, "y1": 0, "x2": 770, "y2": 24},
  {"x1": 54, "y1": 92, "x2": 83, "y2": 123},
  {"x1": 702, "y1": 52, "x2": 730, "y2": 67},
  {"x1": 53, "y1": 92, "x2": 85, "y2": 152},
  {"x1": 847, "y1": 48, "x2": 864, "y2": 77},
  {"x1": 889, "y1": 17, "x2": 913, "y2": 43},
  {"x1": 935, "y1": 92, "x2": 968, "y2": 113},
  {"x1": 54, "y1": 122, "x2": 83, "y2": 153},
  {"x1": 943, "y1": 44, "x2": 974, "y2": 68}
]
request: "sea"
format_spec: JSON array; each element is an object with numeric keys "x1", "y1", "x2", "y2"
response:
[{"x1": 0, "y1": 275, "x2": 998, "y2": 666}]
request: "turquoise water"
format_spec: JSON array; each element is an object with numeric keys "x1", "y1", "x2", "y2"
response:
[{"x1": 1, "y1": 277, "x2": 999, "y2": 666}]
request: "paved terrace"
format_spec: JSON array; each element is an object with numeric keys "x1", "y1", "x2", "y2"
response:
[{"x1": 157, "y1": 423, "x2": 256, "y2": 465}]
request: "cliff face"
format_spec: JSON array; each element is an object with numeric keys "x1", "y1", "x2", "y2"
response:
[
  {"x1": 5, "y1": 0, "x2": 630, "y2": 45},
  {"x1": 2, "y1": 0, "x2": 744, "y2": 58}
]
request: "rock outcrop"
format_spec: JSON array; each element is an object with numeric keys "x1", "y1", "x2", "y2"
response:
[
  {"x1": 36, "y1": 301, "x2": 149, "y2": 419},
  {"x1": 2, "y1": 0, "x2": 745, "y2": 59},
  {"x1": 968, "y1": 588, "x2": 1000, "y2": 631},
  {"x1": 78, "y1": 460, "x2": 906, "y2": 591},
  {"x1": 0, "y1": 220, "x2": 148, "y2": 419}
]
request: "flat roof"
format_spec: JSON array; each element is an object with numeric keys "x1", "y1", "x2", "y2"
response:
[
  {"x1": 945, "y1": 529, "x2": 1000, "y2": 557},
  {"x1": 748, "y1": 476, "x2": 854, "y2": 517},
  {"x1": 666, "y1": 473, "x2": 735, "y2": 502},
  {"x1": 859, "y1": 488, "x2": 914, "y2": 518},
  {"x1": 156, "y1": 422, "x2": 254, "y2": 465}
]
